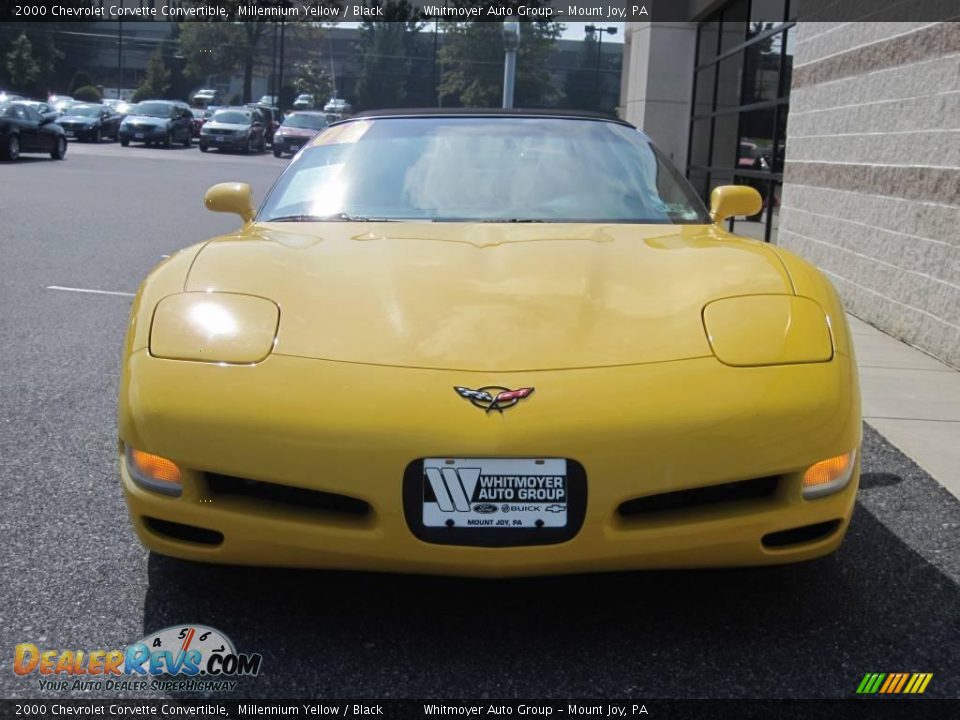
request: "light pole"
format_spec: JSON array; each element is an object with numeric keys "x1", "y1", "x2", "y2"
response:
[
  {"x1": 502, "y1": 21, "x2": 520, "y2": 109},
  {"x1": 585, "y1": 25, "x2": 617, "y2": 110},
  {"x1": 117, "y1": 20, "x2": 123, "y2": 99}
]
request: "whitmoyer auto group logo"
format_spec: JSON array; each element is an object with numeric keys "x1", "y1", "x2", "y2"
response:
[
  {"x1": 13, "y1": 625, "x2": 261, "y2": 693},
  {"x1": 422, "y1": 458, "x2": 568, "y2": 529}
]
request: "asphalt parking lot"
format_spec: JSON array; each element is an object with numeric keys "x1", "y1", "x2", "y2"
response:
[{"x1": 0, "y1": 140, "x2": 957, "y2": 700}]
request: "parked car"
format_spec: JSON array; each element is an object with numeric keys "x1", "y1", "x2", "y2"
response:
[
  {"x1": 48, "y1": 95, "x2": 75, "y2": 114},
  {"x1": 258, "y1": 95, "x2": 278, "y2": 106},
  {"x1": 57, "y1": 103, "x2": 123, "y2": 142},
  {"x1": 245, "y1": 103, "x2": 281, "y2": 147},
  {"x1": 292, "y1": 94, "x2": 316, "y2": 110},
  {"x1": 0, "y1": 91, "x2": 24, "y2": 102},
  {"x1": 323, "y1": 97, "x2": 352, "y2": 115},
  {"x1": 118, "y1": 100, "x2": 193, "y2": 148},
  {"x1": 191, "y1": 88, "x2": 222, "y2": 107},
  {"x1": 20, "y1": 100, "x2": 59, "y2": 122},
  {"x1": 199, "y1": 106, "x2": 266, "y2": 153},
  {"x1": 0, "y1": 101, "x2": 67, "y2": 160},
  {"x1": 189, "y1": 108, "x2": 205, "y2": 138},
  {"x1": 102, "y1": 98, "x2": 130, "y2": 117},
  {"x1": 272, "y1": 111, "x2": 329, "y2": 157}
]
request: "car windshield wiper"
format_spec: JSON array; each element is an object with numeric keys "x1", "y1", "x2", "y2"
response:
[
  {"x1": 266, "y1": 212, "x2": 394, "y2": 223},
  {"x1": 478, "y1": 218, "x2": 545, "y2": 223}
]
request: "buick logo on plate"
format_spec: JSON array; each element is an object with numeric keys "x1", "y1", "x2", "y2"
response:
[{"x1": 454, "y1": 386, "x2": 535, "y2": 414}]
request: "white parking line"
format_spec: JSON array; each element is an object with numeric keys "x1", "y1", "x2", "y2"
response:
[{"x1": 46, "y1": 285, "x2": 135, "y2": 297}]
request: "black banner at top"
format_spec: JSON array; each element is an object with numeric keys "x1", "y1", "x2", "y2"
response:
[{"x1": 0, "y1": 0, "x2": 959, "y2": 23}]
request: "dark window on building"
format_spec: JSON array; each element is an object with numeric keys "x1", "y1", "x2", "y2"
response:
[{"x1": 688, "y1": 0, "x2": 794, "y2": 242}]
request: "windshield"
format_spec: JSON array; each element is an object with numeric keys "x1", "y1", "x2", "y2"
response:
[
  {"x1": 259, "y1": 117, "x2": 711, "y2": 224},
  {"x1": 213, "y1": 110, "x2": 251, "y2": 124},
  {"x1": 283, "y1": 114, "x2": 328, "y2": 130},
  {"x1": 68, "y1": 105, "x2": 102, "y2": 118},
  {"x1": 131, "y1": 102, "x2": 171, "y2": 118}
]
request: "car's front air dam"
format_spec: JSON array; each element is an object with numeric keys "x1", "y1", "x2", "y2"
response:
[{"x1": 119, "y1": 350, "x2": 860, "y2": 577}]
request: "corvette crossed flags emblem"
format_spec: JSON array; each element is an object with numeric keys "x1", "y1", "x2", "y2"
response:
[{"x1": 454, "y1": 386, "x2": 535, "y2": 413}]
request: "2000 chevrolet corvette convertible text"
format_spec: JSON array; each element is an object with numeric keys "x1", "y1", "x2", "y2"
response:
[{"x1": 119, "y1": 110, "x2": 861, "y2": 577}]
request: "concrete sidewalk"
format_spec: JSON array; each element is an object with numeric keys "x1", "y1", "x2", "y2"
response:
[{"x1": 848, "y1": 313, "x2": 960, "y2": 500}]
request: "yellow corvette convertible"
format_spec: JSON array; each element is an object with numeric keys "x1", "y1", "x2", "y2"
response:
[{"x1": 119, "y1": 110, "x2": 860, "y2": 577}]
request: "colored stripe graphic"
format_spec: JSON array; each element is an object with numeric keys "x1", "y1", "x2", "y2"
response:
[{"x1": 857, "y1": 673, "x2": 932, "y2": 694}]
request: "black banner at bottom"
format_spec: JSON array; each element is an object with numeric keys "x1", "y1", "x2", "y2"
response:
[{"x1": 1, "y1": 699, "x2": 957, "y2": 720}]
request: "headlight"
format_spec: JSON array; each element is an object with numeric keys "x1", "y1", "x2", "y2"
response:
[
  {"x1": 126, "y1": 447, "x2": 182, "y2": 496},
  {"x1": 702, "y1": 295, "x2": 833, "y2": 367},
  {"x1": 149, "y1": 292, "x2": 279, "y2": 364},
  {"x1": 803, "y1": 449, "x2": 857, "y2": 498}
]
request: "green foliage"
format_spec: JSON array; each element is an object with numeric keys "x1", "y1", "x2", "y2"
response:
[
  {"x1": 563, "y1": 32, "x2": 598, "y2": 111},
  {"x1": 178, "y1": 20, "x2": 273, "y2": 104},
  {"x1": 438, "y1": 19, "x2": 561, "y2": 108},
  {"x1": 292, "y1": 60, "x2": 332, "y2": 106},
  {"x1": 133, "y1": 48, "x2": 171, "y2": 102},
  {"x1": 354, "y1": 0, "x2": 426, "y2": 110},
  {"x1": 69, "y1": 70, "x2": 94, "y2": 95},
  {"x1": 5, "y1": 33, "x2": 40, "y2": 91},
  {"x1": 73, "y1": 85, "x2": 102, "y2": 103}
]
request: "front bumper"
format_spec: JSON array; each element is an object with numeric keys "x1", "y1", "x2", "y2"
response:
[
  {"x1": 60, "y1": 125, "x2": 97, "y2": 140},
  {"x1": 119, "y1": 126, "x2": 167, "y2": 142},
  {"x1": 273, "y1": 137, "x2": 309, "y2": 154},
  {"x1": 119, "y1": 352, "x2": 861, "y2": 577},
  {"x1": 200, "y1": 134, "x2": 248, "y2": 149}
]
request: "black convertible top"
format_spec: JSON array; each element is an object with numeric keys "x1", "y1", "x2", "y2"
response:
[{"x1": 337, "y1": 107, "x2": 633, "y2": 127}]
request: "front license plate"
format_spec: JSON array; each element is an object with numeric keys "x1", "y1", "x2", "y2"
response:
[
  {"x1": 422, "y1": 458, "x2": 567, "y2": 529},
  {"x1": 134, "y1": 133, "x2": 144, "y2": 139}
]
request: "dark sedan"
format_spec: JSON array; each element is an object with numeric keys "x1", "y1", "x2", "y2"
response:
[
  {"x1": 0, "y1": 101, "x2": 67, "y2": 160},
  {"x1": 198, "y1": 107, "x2": 266, "y2": 153},
  {"x1": 118, "y1": 100, "x2": 193, "y2": 148},
  {"x1": 272, "y1": 111, "x2": 328, "y2": 157},
  {"x1": 57, "y1": 103, "x2": 123, "y2": 142}
]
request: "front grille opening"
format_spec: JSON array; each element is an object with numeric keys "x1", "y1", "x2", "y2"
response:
[
  {"x1": 206, "y1": 473, "x2": 371, "y2": 517},
  {"x1": 145, "y1": 517, "x2": 223, "y2": 546},
  {"x1": 618, "y1": 475, "x2": 780, "y2": 517},
  {"x1": 763, "y1": 519, "x2": 841, "y2": 549}
]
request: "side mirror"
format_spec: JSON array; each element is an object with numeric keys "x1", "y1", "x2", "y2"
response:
[
  {"x1": 204, "y1": 182, "x2": 255, "y2": 223},
  {"x1": 709, "y1": 185, "x2": 763, "y2": 224}
]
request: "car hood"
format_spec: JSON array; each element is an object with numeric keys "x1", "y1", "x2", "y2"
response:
[
  {"x1": 277, "y1": 127, "x2": 318, "y2": 138},
  {"x1": 60, "y1": 115, "x2": 95, "y2": 123},
  {"x1": 205, "y1": 122, "x2": 249, "y2": 131},
  {"x1": 125, "y1": 115, "x2": 167, "y2": 125},
  {"x1": 183, "y1": 223, "x2": 794, "y2": 371}
]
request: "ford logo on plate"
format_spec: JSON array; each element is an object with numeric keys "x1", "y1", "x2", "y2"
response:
[{"x1": 473, "y1": 503, "x2": 498, "y2": 514}]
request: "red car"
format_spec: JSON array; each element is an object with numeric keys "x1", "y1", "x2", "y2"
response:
[{"x1": 272, "y1": 111, "x2": 329, "y2": 157}]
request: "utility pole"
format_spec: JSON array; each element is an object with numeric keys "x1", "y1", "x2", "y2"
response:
[
  {"x1": 502, "y1": 21, "x2": 520, "y2": 109},
  {"x1": 277, "y1": 20, "x2": 285, "y2": 111},
  {"x1": 117, "y1": 21, "x2": 123, "y2": 99},
  {"x1": 585, "y1": 25, "x2": 617, "y2": 111}
]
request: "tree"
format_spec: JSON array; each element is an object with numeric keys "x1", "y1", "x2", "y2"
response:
[
  {"x1": 354, "y1": 0, "x2": 426, "y2": 110},
  {"x1": 73, "y1": 85, "x2": 102, "y2": 102},
  {"x1": 292, "y1": 58, "x2": 332, "y2": 105},
  {"x1": 563, "y1": 32, "x2": 598, "y2": 111},
  {"x1": 5, "y1": 33, "x2": 40, "y2": 92},
  {"x1": 132, "y1": 48, "x2": 171, "y2": 102},
  {"x1": 68, "y1": 70, "x2": 94, "y2": 95},
  {"x1": 438, "y1": 19, "x2": 561, "y2": 108}
]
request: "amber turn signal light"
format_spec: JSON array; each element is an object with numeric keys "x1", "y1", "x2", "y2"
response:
[
  {"x1": 802, "y1": 450, "x2": 857, "y2": 499},
  {"x1": 127, "y1": 447, "x2": 182, "y2": 496}
]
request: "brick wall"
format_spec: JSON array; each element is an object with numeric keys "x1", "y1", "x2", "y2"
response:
[{"x1": 778, "y1": 22, "x2": 960, "y2": 368}]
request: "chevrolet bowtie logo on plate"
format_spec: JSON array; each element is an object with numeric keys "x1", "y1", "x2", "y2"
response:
[{"x1": 454, "y1": 386, "x2": 535, "y2": 413}]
